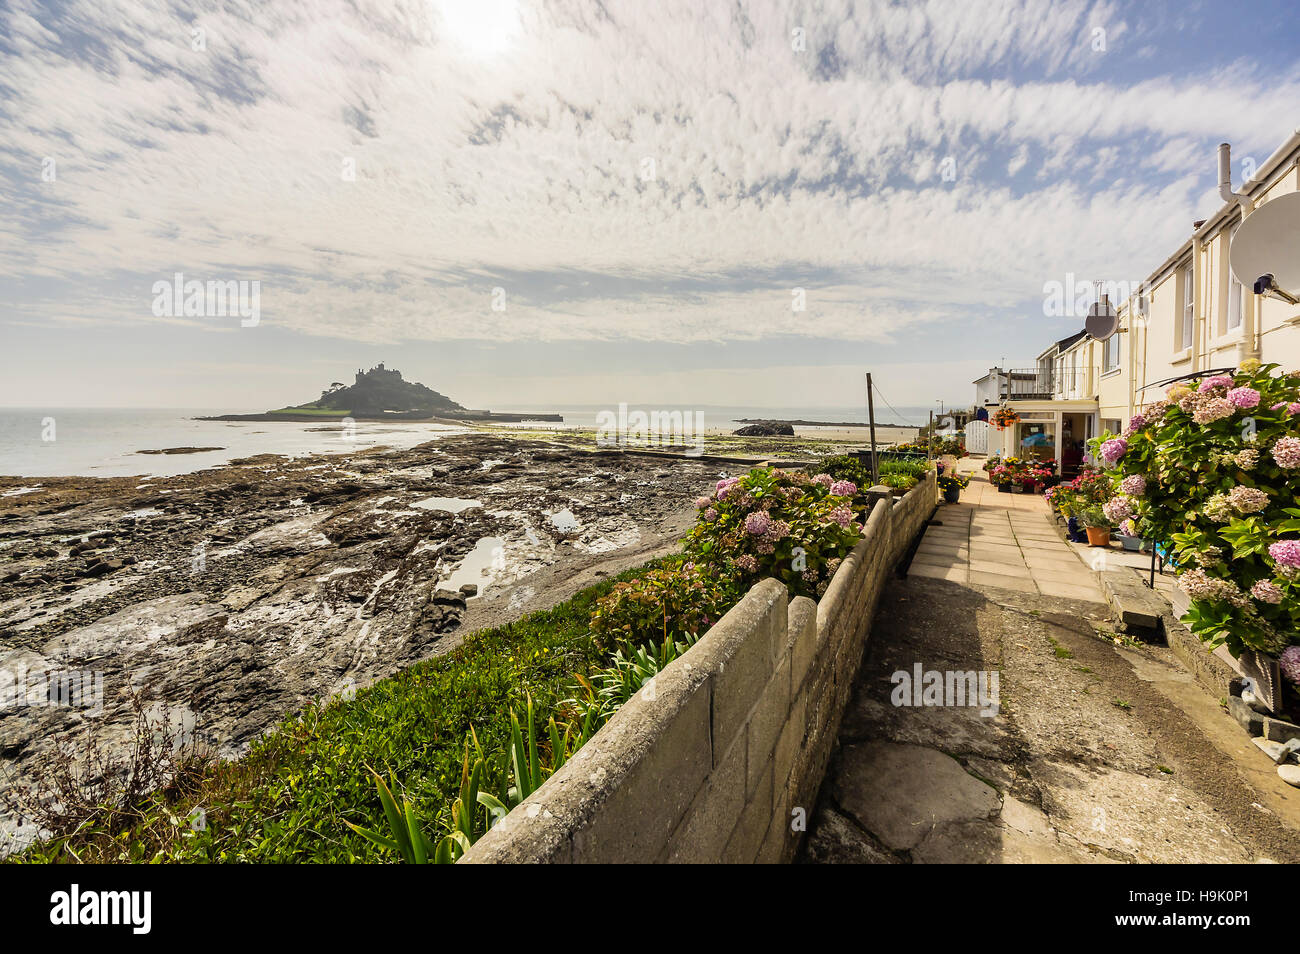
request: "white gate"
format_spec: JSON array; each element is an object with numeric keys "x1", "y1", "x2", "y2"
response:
[{"x1": 966, "y1": 420, "x2": 991, "y2": 455}]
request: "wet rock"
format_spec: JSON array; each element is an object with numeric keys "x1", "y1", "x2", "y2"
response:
[{"x1": 733, "y1": 421, "x2": 794, "y2": 437}]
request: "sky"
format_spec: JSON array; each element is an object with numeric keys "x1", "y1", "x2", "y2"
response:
[{"x1": 1, "y1": 0, "x2": 1299, "y2": 414}]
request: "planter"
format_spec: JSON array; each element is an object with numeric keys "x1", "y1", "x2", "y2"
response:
[
  {"x1": 1021, "y1": 480, "x2": 1038, "y2": 493},
  {"x1": 1085, "y1": 526, "x2": 1111, "y2": 547},
  {"x1": 997, "y1": 483, "x2": 1011, "y2": 494},
  {"x1": 943, "y1": 486, "x2": 961, "y2": 503},
  {"x1": 1066, "y1": 517, "x2": 1088, "y2": 543},
  {"x1": 1010, "y1": 483, "x2": 1024, "y2": 494},
  {"x1": 1117, "y1": 534, "x2": 1144, "y2": 552}
]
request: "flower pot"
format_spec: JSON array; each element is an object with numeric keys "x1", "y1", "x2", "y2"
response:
[
  {"x1": 1066, "y1": 517, "x2": 1088, "y2": 543},
  {"x1": 943, "y1": 486, "x2": 960, "y2": 503},
  {"x1": 1085, "y1": 527, "x2": 1111, "y2": 547},
  {"x1": 1117, "y1": 534, "x2": 1143, "y2": 552},
  {"x1": 997, "y1": 483, "x2": 1011, "y2": 494},
  {"x1": 1021, "y1": 480, "x2": 1037, "y2": 492}
]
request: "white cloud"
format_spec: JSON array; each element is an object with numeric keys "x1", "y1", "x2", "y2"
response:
[{"x1": 0, "y1": 0, "x2": 1296, "y2": 351}]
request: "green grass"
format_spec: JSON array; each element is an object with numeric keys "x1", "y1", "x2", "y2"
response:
[
  {"x1": 17, "y1": 562, "x2": 659, "y2": 864},
  {"x1": 1047, "y1": 636, "x2": 1073, "y2": 659}
]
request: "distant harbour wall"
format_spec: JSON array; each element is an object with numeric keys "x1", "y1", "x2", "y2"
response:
[{"x1": 461, "y1": 471, "x2": 936, "y2": 864}]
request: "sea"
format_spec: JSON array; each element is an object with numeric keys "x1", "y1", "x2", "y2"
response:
[{"x1": 0, "y1": 405, "x2": 929, "y2": 480}]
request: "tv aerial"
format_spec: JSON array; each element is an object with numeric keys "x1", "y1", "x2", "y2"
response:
[
  {"x1": 1085, "y1": 292, "x2": 1119, "y2": 341},
  {"x1": 1230, "y1": 191, "x2": 1300, "y2": 306}
]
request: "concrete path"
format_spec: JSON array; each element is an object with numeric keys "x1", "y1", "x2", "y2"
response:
[
  {"x1": 910, "y1": 468, "x2": 1106, "y2": 604},
  {"x1": 801, "y1": 465, "x2": 1300, "y2": 864}
]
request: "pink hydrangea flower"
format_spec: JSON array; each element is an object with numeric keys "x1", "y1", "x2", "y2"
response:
[
  {"x1": 829, "y1": 505, "x2": 853, "y2": 528},
  {"x1": 1119, "y1": 474, "x2": 1146, "y2": 496},
  {"x1": 1268, "y1": 540, "x2": 1300, "y2": 568},
  {"x1": 715, "y1": 477, "x2": 740, "y2": 499},
  {"x1": 1281, "y1": 647, "x2": 1300, "y2": 686},
  {"x1": 830, "y1": 479, "x2": 857, "y2": 497},
  {"x1": 1103, "y1": 497, "x2": 1134, "y2": 524},
  {"x1": 811, "y1": 473, "x2": 833, "y2": 488},
  {"x1": 734, "y1": 554, "x2": 759, "y2": 574},
  {"x1": 1226, "y1": 386, "x2": 1260, "y2": 409},
  {"x1": 744, "y1": 511, "x2": 771, "y2": 536},
  {"x1": 694, "y1": 496, "x2": 711, "y2": 509},
  {"x1": 1271, "y1": 436, "x2": 1300, "y2": 469},
  {"x1": 1251, "y1": 579, "x2": 1284, "y2": 604},
  {"x1": 1198, "y1": 375, "x2": 1234, "y2": 392},
  {"x1": 1193, "y1": 398, "x2": 1235, "y2": 424},
  {"x1": 1099, "y1": 438, "x2": 1127, "y2": 466},
  {"x1": 702, "y1": 507, "x2": 718, "y2": 522},
  {"x1": 1228, "y1": 486, "x2": 1269, "y2": 514}
]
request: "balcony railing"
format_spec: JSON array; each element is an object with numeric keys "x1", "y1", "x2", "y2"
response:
[{"x1": 1000, "y1": 368, "x2": 1095, "y2": 401}]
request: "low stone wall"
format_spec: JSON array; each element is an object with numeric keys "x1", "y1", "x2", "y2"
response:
[{"x1": 461, "y1": 472, "x2": 937, "y2": 864}]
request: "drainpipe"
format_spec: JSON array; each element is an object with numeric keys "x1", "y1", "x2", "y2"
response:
[{"x1": 1219, "y1": 142, "x2": 1261, "y2": 362}]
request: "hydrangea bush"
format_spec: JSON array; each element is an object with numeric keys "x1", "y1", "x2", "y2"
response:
[
  {"x1": 1098, "y1": 361, "x2": 1300, "y2": 657},
  {"x1": 590, "y1": 467, "x2": 875, "y2": 647},
  {"x1": 684, "y1": 467, "x2": 867, "y2": 600}
]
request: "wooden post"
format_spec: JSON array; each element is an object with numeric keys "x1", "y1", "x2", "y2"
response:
[
  {"x1": 928, "y1": 411, "x2": 934, "y2": 461},
  {"x1": 866, "y1": 372, "x2": 879, "y2": 485}
]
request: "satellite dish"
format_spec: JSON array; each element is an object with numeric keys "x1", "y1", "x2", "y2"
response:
[
  {"x1": 1086, "y1": 295, "x2": 1118, "y2": 340},
  {"x1": 1231, "y1": 192, "x2": 1300, "y2": 298}
]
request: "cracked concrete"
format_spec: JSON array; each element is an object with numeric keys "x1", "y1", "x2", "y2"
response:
[{"x1": 802, "y1": 547, "x2": 1300, "y2": 864}]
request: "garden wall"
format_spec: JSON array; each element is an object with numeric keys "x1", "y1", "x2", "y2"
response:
[{"x1": 460, "y1": 471, "x2": 936, "y2": 864}]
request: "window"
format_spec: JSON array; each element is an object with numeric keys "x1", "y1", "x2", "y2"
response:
[
  {"x1": 1180, "y1": 264, "x2": 1194, "y2": 350},
  {"x1": 1227, "y1": 227, "x2": 1243, "y2": 332},
  {"x1": 1103, "y1": 332, "x2": 1120, "y2": 372}
]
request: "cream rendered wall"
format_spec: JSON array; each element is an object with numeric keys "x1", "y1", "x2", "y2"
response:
[{"x1": 1137, "y1": 267, "x2": 1182, "y2": 397}]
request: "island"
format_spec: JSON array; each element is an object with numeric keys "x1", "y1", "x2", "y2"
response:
[{"x1": 198, "y1": 363, "x2": 562, "y2": 423}]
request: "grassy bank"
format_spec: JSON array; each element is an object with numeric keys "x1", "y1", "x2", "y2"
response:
[{"x1": 16, "y1": 564, "x2": 658, "y2": 864}]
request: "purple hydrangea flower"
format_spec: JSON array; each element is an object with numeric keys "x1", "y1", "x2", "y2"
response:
[
  {"x1": 811, "y1": 473, "x2": 833, "y2": 488},
  {"x1": 830, "y1": 479, "x2": 857, "y2": 497},
  {"x1": 1099, "y1": 438, "x2": 1127, "y2": 466},
  {"x1": 744, "y1": 511, "x2": 771, "y2": 536},
  {"x1": 734, "y1": 554, "x2": 759, "y2": 574}
]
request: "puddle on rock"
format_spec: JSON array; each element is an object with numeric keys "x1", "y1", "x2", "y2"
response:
[
  {"x1": 445, "y1": 536, "x2": 506, "y2": 594},
  {"x1": 412, "y1": 496, "x2": 483, "y2": 514}
]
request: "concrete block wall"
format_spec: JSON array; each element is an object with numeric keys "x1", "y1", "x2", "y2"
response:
[{"x1": 461, "y1": 471, "x2": 936, "y2": 864}]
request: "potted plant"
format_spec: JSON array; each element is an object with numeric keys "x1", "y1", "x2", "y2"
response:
[
  {"x1": 1080, "y1": 505, "x2": 1112, "y2": 547},
  {"x1": 992, "y1": 405, "x2": 1020, "y2": 430},
  {"x1": 937, "y1": 471, "x2": 969, "y2": 503}
]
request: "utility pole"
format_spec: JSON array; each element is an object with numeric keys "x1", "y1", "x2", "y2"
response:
[
  {"x1": 865, "y1": 372, "x2": 879, "y2": 484},
  {"x1": 927, "y1": 410, "x2": 934, "y2": 461}
]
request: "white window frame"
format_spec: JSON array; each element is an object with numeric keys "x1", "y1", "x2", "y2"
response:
[
  {"x1": 1227, "y1": 227, "x2": 1243, "y2": 332},
  {"x1": 1103, "y1": 333, "x2": 1120, "y2": 373},
  {"x1": 1180, "y1": 263, "x2": 1194, "y2": 350}
]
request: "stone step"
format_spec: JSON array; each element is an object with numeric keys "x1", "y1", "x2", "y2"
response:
[{"x1": 1096, "y1": 567, "x2": 1166, "y2": 633}]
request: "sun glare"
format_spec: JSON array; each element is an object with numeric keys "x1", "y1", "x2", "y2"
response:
[{"x1": 437, "y1": 0, "x2": 520, "y2": 57}]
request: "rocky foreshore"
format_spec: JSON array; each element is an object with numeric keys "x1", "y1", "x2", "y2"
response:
[{"x1": 0, "y1": 434, "x2": 719, "y2": 847}]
